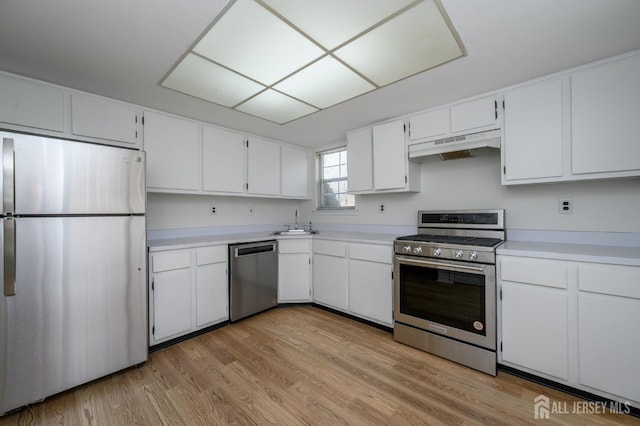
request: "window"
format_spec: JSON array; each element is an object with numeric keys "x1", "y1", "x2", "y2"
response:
[{"x1": 318, "y1": 147, "x2": 355, "y2": 209}]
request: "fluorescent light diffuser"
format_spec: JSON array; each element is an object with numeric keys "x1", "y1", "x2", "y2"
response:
[
  {"x1": 236, "y1": 89, "x2": 318, "y2": 123},
  {"x1": 262, "y1": 0, "x2": 415, "y2": 50},
  {"x1": 334, "y1": 0, "x2": 464, "y2": 86},
  {"x1": 163, "y1": 53, "x2": 265, "y2": 107},
  {"x1": 274, "y1": 56, "x2": 375, "y2": 109},
  {"x1": 161, "y1": 0, "x2": 465, "y2": 124}
]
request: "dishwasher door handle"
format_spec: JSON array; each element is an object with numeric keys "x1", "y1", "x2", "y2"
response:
[{"x1": 233, "y1": 241, "x2": 277, "y2": 257}]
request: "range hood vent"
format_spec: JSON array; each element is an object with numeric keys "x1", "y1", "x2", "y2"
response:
[{"x1": 408, "y1": 129, "x2": 501, "y2": 161}]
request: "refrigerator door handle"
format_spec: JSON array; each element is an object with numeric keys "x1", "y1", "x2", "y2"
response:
[
  {"x1": 3, "y1": 137, "x2": 15, "y2": 214},
  {"x1": 3, "y1": 217, "x2": 15, "y2": 296}
]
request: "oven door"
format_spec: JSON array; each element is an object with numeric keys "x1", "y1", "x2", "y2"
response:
[{"x1": 394, "y1": 255, "x2": 496, "y2": 350}]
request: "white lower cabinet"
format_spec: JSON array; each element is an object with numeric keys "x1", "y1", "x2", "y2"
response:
[
  {"x1": 501, "y1": 282, "x2": 568, "y2": 380},
  {"x1": 498, "y1": 254, "x2": 640, "y2": 407},
  {"x1": 577, "y1": 263, "x2": 640, "y2": 403},
  {"x1": 499, "y1": 256, "x2": 569, "y2": 380},
  {"x1": 149, "y1": 245, "x2": 228, "y2": 346},
  {"x1": 312, "y1": 240, "x2": 348, "y2": 311},
  {"x1": 348, "y1": 243, "x2": 393, "y2": 326},
  {"x1": 312, "y1": 239, "x2": 393, "y2": 327},
  {"x1": 278, "y1": 239, "x2": 312, "y2": 302}
]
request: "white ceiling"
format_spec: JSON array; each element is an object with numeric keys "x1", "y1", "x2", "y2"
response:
[{"x1": 1, "y1": 0, "x2": 639, "y2": 148}]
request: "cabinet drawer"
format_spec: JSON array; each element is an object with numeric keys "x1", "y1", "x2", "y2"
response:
[
  {"x1": 313, "y1": 240, "x2": 347, "y2": 257},
  {"x1": 279, "y1": 239, "x2": 311, "y2": 254},
  {"x1": 349, "y1": 243, "x2": 391, "y2": 264},
  {"x1": 578, "y1": 263, "x2": 640, "y2": 299},
  {"x1": 500, "y1": 257, "x2": 567, "y2": 289},
  {"x1": 196, "y1": 245, "x2": 227, "y2": 266},
  {"x1": 152, "y1": 250, "x2": 191, "y2": 272}
]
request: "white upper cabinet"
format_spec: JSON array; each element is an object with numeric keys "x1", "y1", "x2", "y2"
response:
[
  {"x1": 247, "y1": 137, "x2": 281, "y2": 196},
  {"x1": 501, "y1": 51, "x2": 640, "y2": 185},
  {"x1": 144, "y1": 111, "x2": 200, "y2": 191},
  {"x1": 450, "y1": 96, "x2": 499, "y2": 133},
  {"x1": 372, "y1": 120, "x2": 407, "y2": 190},
  {"x1": 347, "y1": 120, "x2": 419, "y2": 194},
  {"x1": 408, "y1": 108, "x2": 448, "y2": 141},
  {"x1": 0, "y1": 73, "x2": 64, "y2": 133},
  {"x1": 346, "y1": 127, "x2": 373, "y2": 192},
  {"x1": 202, "y1": 125, "x2": 246, "y2": 194},
  {"x1": 571, "y1": 54, "x2": 640, "y2": 175},
  {"x1": 502, "y1": 78, "x2": 564, "y2": 182},
  {"x1": 409, "y1": 95, "x2": 499, "y2": 142},
  {"x1": 281, "y1": 145, "x2": 309, "y2": 198},
  {"x1": 71, "y1": 93, "x2": 139, "y2": 144}
]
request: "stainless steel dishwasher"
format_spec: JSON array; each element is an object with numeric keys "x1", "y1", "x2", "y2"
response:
[{"x1": 229, "y1": 240, "x2": 278, "y2": 322}]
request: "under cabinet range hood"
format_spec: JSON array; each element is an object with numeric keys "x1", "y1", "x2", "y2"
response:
[{"x1": 408, "y1": 129, "x2": 501, "y2": 161}]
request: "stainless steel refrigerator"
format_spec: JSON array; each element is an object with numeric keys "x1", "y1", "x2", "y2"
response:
[{"x1": 0, "y1": 131, "x2": 147, "y2": 415}]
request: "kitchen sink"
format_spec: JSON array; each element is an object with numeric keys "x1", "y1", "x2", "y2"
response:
[{"x1": 271, "y1": 230, "x2": 318, "y2": 236}]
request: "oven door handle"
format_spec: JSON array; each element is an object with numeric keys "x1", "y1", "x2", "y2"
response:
[{"x1": 395, "y1": 256, "x2": 486, "y2": 274}]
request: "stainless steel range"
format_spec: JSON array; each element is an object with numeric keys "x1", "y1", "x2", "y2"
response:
[{"x1": 393, "y1": 209, "x2": 505, "y2": 376}]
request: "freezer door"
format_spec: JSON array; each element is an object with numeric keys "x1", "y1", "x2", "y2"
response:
[
  {"x1": 0, "y1": 216, "x2": 147, "y2": 414},
  {"x1": 2, "y1": 133, "x2": 145, "y2": 215}
]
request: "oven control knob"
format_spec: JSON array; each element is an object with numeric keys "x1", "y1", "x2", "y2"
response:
[
  {"x1": 469, "y1": 251, "x2": 479, "y2": 261},
  {"x1": 402, "y1": 245, "x2": 411, "y2": 254},
  {"x1": 413, "y1": 247, "x2": 423, "y2": 255},
  {"x1": 455, "y1": 250, "x2": 464, "y2": 259},
  {"x1": 433, "y1": 248, "x2": 442, "y2": 256}
]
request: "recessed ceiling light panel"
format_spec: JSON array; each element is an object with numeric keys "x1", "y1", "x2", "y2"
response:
[
  {"x1": 160, "y1": 0, "x2": 465, "y2": 124},
  {"x1": 193, "y1": 0, "x2": 324, "y2": 85},
  {"x1": 236, "y1": 89, "x2": 318, "y2": 124},
  {"x1": 262, "y1": 0, "x2": 415, "y2": 50},
  {"x1": 334, "y1": 0, "x2": 465, "y2": 86},
  {"x1": 274, "y1": 56, "x2": 375, "y2": 109},
  {"x1": 162, "y1": 53, "x2": 265, "y2": 107}
]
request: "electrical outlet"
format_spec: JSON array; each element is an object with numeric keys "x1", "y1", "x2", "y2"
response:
[
  {"x1": 379, "y1": 204, "x2": 385, "y2": 213},
  {"x1": 210, "y1": 205, "x2": 217, "y2": 215},
  {"x1": 249, "y1": 207, "x2": 255, "y2": 216},
  {"x1": 559, "y1": 198, "x2": 573, "y2": 214}
]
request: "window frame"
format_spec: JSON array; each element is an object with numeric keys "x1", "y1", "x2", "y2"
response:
[{"x1": 317, "y1": 146, "x2": 355, "y2": 210}]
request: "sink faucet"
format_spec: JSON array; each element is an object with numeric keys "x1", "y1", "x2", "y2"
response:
[{"x1": 294, "y1": 209, "x2": 299, "y2": 229}]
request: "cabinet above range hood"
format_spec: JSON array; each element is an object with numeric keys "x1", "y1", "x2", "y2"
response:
[{"x1": 408, "y1": 129, "x2": 501, "y2": 161}]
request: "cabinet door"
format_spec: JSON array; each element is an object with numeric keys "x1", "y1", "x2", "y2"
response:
[
  {"x1": 196, "y1": 262, "x2": 228, "y2": 327},
  {"x1": 71, "y1": 94, "x2": 138, "y2": 144},
  {"x1": 202, "y1": 125, "x2": 245, "y2": 193},
  {"x1": 312, "y1": 254, "x2": 348, "y2": 310},
  {"x1": 281, "y1": 145, "x2": 308, "y2": 197},
  {"x1": 408, "y1": 108, "x2": 448, "y2": 141},
  {"x1": 279, "y1": 253, "x2": 312, "y2": 302},
  {"x1": 503, "y1": 78, "x2": 564, "y2": 181},
  {"x1": 144, "y1": 111, "x2": 200, "y2": 191},
  {"x1": 578, "y1": 293, "x2": 640, "y2": 402},
  {"x1": 571, "y1": 54, "x2": 640, "y2": 175},
  {"x1": 349, "y1": 259, "x2": 392, "y2": 325},
  {"x1": 372, "y1": 120, "x2": 406, "y2": 190},
  {"x1": 152, "y1": 268, "x2": 193, "y2": 342},
  {"x1": 501, "y1": 282, "x2": 568, "y2": 380},
  {"x1": 0, "y1": 74, "x2": 64, "y2": 132},
  {"x1": 346, "y1": 127, "x2": 373, "y2": 192},
  {"x1": 450, "y1": 96, "x2": 498, "y2": 133},
  {"x1": 247, "y1": 137, "x2": 281, "y2": 196}
]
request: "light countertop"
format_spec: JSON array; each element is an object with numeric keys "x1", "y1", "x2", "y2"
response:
[
  {"x1": 497, "y1": 240, "x2": 640, "y2": 266},
  {"x1": 148, "y1": 231, "x2": 397, "y2": 252}
]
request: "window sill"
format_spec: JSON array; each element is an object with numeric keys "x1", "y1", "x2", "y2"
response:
[{"x1": 312, "y1": 208, "x2": 359, "y2": 216}]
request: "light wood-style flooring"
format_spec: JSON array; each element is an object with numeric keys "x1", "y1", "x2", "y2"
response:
[{"x1": 2, "y1": 306, "x2": 638, "y2": 425}]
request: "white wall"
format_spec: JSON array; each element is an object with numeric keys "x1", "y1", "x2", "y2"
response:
[
  {"x1": 306, "y1": 150, "x2": 640, "y2": 233},
  {"x1": 147, "y1": 193, "x2": 302, "y2": 230}
]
